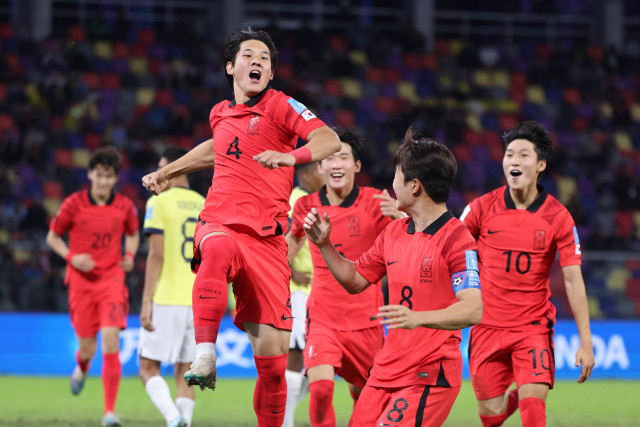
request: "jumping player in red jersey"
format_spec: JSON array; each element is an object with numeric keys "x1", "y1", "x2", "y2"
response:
[
  {"x1": 287, "y1": 127, "x2": 405, "y2": 426},
  {"x1": 141, "y1": 28, "x2": 341, "y2": 427},
  {"x1": 46, "y1": 147, "x2": 140, "y2": 427},
  {"x1": 303, "y1": 128, "x2": 482, "y2": 427},
  {"x1": 461, "y1": 121, "x2": 595, "y2": 427}
]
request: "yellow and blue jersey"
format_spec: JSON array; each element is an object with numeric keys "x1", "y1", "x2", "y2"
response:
[{"x1": 289, "y1": 186, "x2": 313, "y2": 295}]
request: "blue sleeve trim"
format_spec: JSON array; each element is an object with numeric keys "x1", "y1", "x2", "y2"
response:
[
  {"x1": 144, "y1": 228, "x2": 164, "y2": 236},
  {"x1": 465, "y1": 250, "x2": 479, "y2": 271},
  {"x1": 451, "y1": 270, "x2": 481, "y2": 293}
]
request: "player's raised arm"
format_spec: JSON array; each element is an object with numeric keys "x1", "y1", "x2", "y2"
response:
[
  {"x1": 562, "y1": 264, "x2": 595, "y2": 383},
  {"x1": 142, "y1": 138, "x2": 214, "y2": 195},
  {"x1": 254, "y1": 126, "x2": 341, "y2": 169},
  {"x1": 304, "y1": 207, "x2": 371, "y2": 294}
]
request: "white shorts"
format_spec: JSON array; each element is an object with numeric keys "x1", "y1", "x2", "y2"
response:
[
  {"x1": 289, "y1": 290, "x2": 308, "y2": 350},
  {"x1": 139, "y1": 303, "x2": 196, "y2": 364}
]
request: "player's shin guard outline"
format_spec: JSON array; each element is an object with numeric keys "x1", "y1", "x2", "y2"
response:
[
  {"x1": 309, "y1": 380, "x2": 336, "y2": 427},
  {"x1": 253, "y1": 354, "x2": 288, "y2": 427}
]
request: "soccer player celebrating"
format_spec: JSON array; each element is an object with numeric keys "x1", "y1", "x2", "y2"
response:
[
  {"x1": 304, "y1": 129, "x2": 482, "y2": 427},
  {"x1": 287, "y1": 127, "x2": 405, "y2": 426},
  {"x1": 461, "y1": 121, "x2": 595, "y2": 427},
  {"x1": 283, "y1": 162, "x2": 324, "y2": 427},
  {"x1": 46, "y1": 147, "x2": 139, "y2": 427},
  {"x1": 138, "y1": 147, "x2": 205, "y2": 427},
  {"x1": 141, "y1": 28, "x2": 341, "y2": 427}
]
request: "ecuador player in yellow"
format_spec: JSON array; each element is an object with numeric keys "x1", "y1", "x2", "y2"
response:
[
  {"x1": 139, "y1": 147, "x2": 205, "y2": 427},
  {"x1": 283, "y1": 162, "x2": 324, "y2": 427}
]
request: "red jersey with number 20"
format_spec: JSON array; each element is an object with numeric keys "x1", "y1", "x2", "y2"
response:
[
  {"x1": 49, "y1": 190, "x2": 139, "y2": 289},
  {"x1": 291, "y1": 185, "x2": 393, "y2": 331},
  {"x1": 203, "y1": 87, "x2": 325, "y2": 236},
  {"x1": 355, "y1": 212, "x2": 479, "y2": 388},
  {"x1": 461, "y1": 185, "x2": 581, "y2": 330}
]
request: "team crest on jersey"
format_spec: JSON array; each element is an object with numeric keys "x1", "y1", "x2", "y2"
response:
[
  {"x1": 247, "y1": 114, "x2": 259, "y2": 135},
  {"x1": 308, "y1": 344, "x2": 318, "y2": 360},
  {"x1": 348, "y1": 216, "x2": 361, "y2": 235},
  {"x1": 420, "y1": 257, "x2": 433, "y2": 278},
  {"x1": 533, "y1": 229, "x2": 546, "y2": 250}
]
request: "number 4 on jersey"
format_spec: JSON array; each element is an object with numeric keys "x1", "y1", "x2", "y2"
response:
[{"x1": 226, "y1": 137, "x2": 242, "y2": 159}]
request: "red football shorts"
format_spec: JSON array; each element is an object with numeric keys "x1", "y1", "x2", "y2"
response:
[
  {"x1": 68, "y1": 274, "x2": 129, "y2": 338},
  {"x1": 304, "y1": 318, "x2": 383, "y2": 390},
  {"x1": 468, "y1": 325, "x2": 556, "y2": 400},
  {"x1": 349, "y1": 383, "x2": 460, "y2": 427},
  {"x1": 192, "y1": 221, "x2": 292, "y2": 332}
]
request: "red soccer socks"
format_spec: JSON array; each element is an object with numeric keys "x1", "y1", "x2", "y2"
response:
[
  {"x1": 192, "y1": 234, "x2": 235, "y2": 344},
  {"x1": 253, "y1": 354, "x2": 288, "y2": 427},
  {"x1": 479, "y1": 389, "x2": 521, "y2": 426},
  {"x1": 76, "y1": 350, "x2": 91, "y2": 373},
  {"x1": 520, "y1": 397, "x2": 546, "y2": 427},
  {"x1": 309, "y1": 380, "x2": 336, "y2": 427},
  {"x1": 102, "y1": 352, "x2": 121, "y2": 414},
  {"x1": 506, "y1": 388, "x2": 520, "y2": 417}
]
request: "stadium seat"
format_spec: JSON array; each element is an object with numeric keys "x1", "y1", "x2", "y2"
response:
[
  {"x1": 341, "y1": 79, "x2": 362, "y2": 99},
  {"x1": 631, "y1": 104, "x2": 640, "y2": 122},
  {"x1": 0, "y1": 114, "x2": 14, "y2": 132},
  {"x1": 324, "y1": 80, "x2": 342, "y2": 97},
  {"x1": 93, "y1": 41, "x2": 113, "y2": 59},
  {"x1": 136, "y1": 88, "x2": 155, "y2": 107},
  {"x1": 614, "y1": 131, "x2": 633, "y2": 152},
  {"x1": 129, "y1": 58, "x2": 148, "y2": 75},
  {"x1": 72, "y1": 149, "x2": 91, "y2": 168},
  {"x1": 68, "y1": 26, "x2": 85, "y2": 42},
  {"x1": 421, "y1": 54, "x2": 438, "y2": 70},
  {"x1": 397, "y1": 82, "x2": 419, "y2": 105},
  {"x1": 587, "y1": 296, "x2": 603, "y2": 319},
  {"x1": 43, "y1": 198, "x2": 62, "y2": 218},
  {"x1": 102, "y1": 73, "x2": 120, "y2": 90},
  {"x1": 42, "y1": 181, "x2": 64, "y2": 199},
  {"x1": 335, "y1": 110, "x2": 355, "y2": 128},
  {"x1": 526, "y1": 86, "x2": 546, "y2": 104},
  {"x1": 586, "y1": 45, "x2": 603, "y2": 62},
  {"x1": 616, "y1": 211, "x2": 634, "y2": 239},
  {"x1": 606, "y1": 267, "x2": 630, "y2": 293},
  {"x1": 53, "y1": 149, "x2": 73, "y2": 168},
  {"x1": 563, "y1": 88, "x2": 581, "y2": 105},
  {"x1": 434, "y1": 40, "x2": 450, "y2": 56},
  {"x1": 349, "y1": 50, "x2": 367, "y2": 66},
  {"x1": 81, "y1": 73, "x2": 100, "y2": 91},
  {"x1": 625, "y1": 278, "x2": 640, "y2": 300},
  {"x1": 138, "y1": 29, "x2": 155, "y2": 46},
  {"x1": 556, "y1": 176, "x2": 577, "y2": 205}
]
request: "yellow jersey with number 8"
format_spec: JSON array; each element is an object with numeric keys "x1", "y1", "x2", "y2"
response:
[{"x1": 143, "y1": 187, "x2": 205, "y2": 306}]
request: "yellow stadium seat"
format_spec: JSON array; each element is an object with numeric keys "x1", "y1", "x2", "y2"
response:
[
  {"x1": 422, "y1": 98, "x2": 438, "y2": 107},
  {"x1": 556, "y1": 176, "x2": 577, "y2": 205},
  {"x1": 72, "y1": 149, "x2": 90, "y2": 168},
  {"x1": 494, "y1": 100, "x2": 521, "y2": 114},
  {"x1": 493, "y1": 71, "x2": 510, "y2": 89},
  {"x1": 613, "y1": 131, "x2": 633, "y2": 151},
  {"x1": 0, "y1": 228, "x2": 10, "y2": 245},
  {"x1": 397, "y1": 82, "x2": 419, "y2": 105},
  {"x1": 631, "y1": 104, "x2": 640, "y2": 122},
  {"x1": 348, "y1": 50, "x2": 367, "y2": 65},
  {"x1": 136, "y1": 88, "x2": 155, "y2": 106},
  {"x1": 440, "y1": 74, "x2": 453, "y2": 88},
  {"x1": 43, "y1": 198, "x2": 62, "y2": 218},
  {"x1": 526, "y1": 86, "x2": 546, "y2": 104},
  {"x1": 457, "y1": 80, "x2": 470, "y2": 94},
  {"x1": 606, "y1": 267, "x2": 630, "y2": 292},
  {"x1": 600, "y1": 102, "x2": 613, "y2": 120},
  {"x1": 449, "y1": 40, "x2": 464, "y2": 57},
  {"x1": 341, "y1": 78, "x2": 362, "y2": 99},
  {"x1": 587, "y1": 296, "x2": 602, "y2": 319},
  {"x1": 633, "y1": 211, "x2": 640, "y2": 239},
  {"x1": 473, "y1": 70, "x2": 491, "y2": 88},
  {"x1": 442, "y1": 97, "x2": 458, "y2": 109},
  {"x1": 94, "y1": 41, "x2": 113, "y2": 59},
  {"x1": 129, "y1": 58, "x2": 148, "y2": 75},
  {"x1": 465, "y1": 114, "x2": 483, "y2": 132}
]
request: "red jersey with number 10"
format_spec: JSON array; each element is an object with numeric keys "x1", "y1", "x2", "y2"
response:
[
  {"x1": 203, "y1": 86, "x2": 325, "y2": 236},
  {"x1": 291, "y1": 185, "x2": 393, "y2": 331},
  {"x1": 462, "y1": 185, "x2": 581, "y2": 330}
]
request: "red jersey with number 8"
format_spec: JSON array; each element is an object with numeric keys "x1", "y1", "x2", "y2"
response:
[
  {"x1": 461, "y1": 185, "x2": 581, "y2": 330},
  {"x1": 203, "y1": 86, "x2": 325, "y2": 236}
]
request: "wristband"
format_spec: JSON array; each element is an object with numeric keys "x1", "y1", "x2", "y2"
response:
[
  {"x1": 65, "y1": 252, "x2": 74, "y2": 262},
  {"x1": 125, "y1": 251, "x2": 135, "y2": 260},
  {"x1": 291, "y1": 146, "x2": 312, "y2": 164}
]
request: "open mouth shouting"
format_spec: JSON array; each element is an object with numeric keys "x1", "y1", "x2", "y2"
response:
[
  {"x1": 330, "y1": 172, "x2": 345, "y2": 183},
  {"x1": 249, "y1": 69, "x2": 262, "y2": 84},
  {"x1": 510, "y1": 169, "x2": 522, "y2": 178}
]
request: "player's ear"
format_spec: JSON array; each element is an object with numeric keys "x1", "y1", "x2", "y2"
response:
[
  {"x1": 225, "y1": 61, "x2": 234, "y2": 77},
  {"x1": 412, "y1": 179, "x2": 421, "y2": 195},
  {"x1": 537, "y1": 159, "x2": 546, "y2": 174},
  {"x1": 354, "y1": 160, "x2": 362, "y2": 173},
  {"x1": 269, "y1": 69, "x2": 274, "y2": 81}
]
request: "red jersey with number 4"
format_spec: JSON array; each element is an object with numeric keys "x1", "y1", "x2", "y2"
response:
[
  {"x1": 291, "y1": 185, "x2": 393, "y2": 331},
  {"x1": 462, "y1": 185, "x2": 581, "y2": 330},
  {"x1": 203, "y1": 86, "x2": 325, "y2": 236},
  {"x1": 355, "y1": 212, "x2": 479, "y2": 388},
  {"x1": 50, "y1": 190, "x2": 139, "y2": 289}
]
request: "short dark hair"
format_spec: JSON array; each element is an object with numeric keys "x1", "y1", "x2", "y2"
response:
[
  {"x1": 223, "y1": 28, "x2": 278, "y2": 88},
  {"x1": 89, "y1": 146, "x2": 122, "y2": 174},
  {"x1": 394, "y1": 127, "x2": 457, "y2": 204},
  {"x1": 295, "y1": 162, "x2": 318, "y2": 176},
  {"x1": 161, "y1": 147, "x2": 188, "y2": 164},
  {"x1": 502, "y1": 121, "x2": 554, "y2": 163},
  {"x1": 330, "y1": 126, "x2": 364, "y2": 163}
]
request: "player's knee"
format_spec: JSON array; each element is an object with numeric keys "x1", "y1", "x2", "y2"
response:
[{"x1": 479, "y1": 413, "x2": 508, "y2": 427}]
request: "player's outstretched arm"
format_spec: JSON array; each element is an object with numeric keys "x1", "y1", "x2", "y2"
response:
[
  {"x1": 563, "y1": 264, "x2": 595, "y2": 383},
  {"x1": 377, "y1": 288, "x2": 482, "y2": 330},
  {"x1": 45, "y1": 229, "x2": 95, "y2": 272},
  {"x1": 140, "y1": 233, "x2": 164, "y2": 332},
  {"x1": 120, "y1": 231, "x2": 139, "y2": 272},
  {"x1": 254, "y1": 126, "x2": 341, "y2": 169},
  {"x1": 142, "y1": 139, "x2": 214, "y2": 195},
  {"x1": 303, "y1": 208, "x2": 371, "y2": 294}
]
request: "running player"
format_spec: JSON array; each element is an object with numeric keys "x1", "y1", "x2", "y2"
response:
[
  {"x1": 287, "y1": 126, "x2": 404, "y2": 427},
  {"x1": 461, "y1": 121, "x2": 595, "y2": 427},
  {"x1": 46, "y1": 147, "x2": 139, "y2": 427},
  {"x1": 283, "y1": 162, "x2": 324, "y2": 427},
  {"x1": 141, "y1": 28, "x2": 341, "y2": 427},
  {"x1": 303, "y1": 128, "x2": 482, "y2": 427},
  {"x1": 138, "y1": 147, "x2": 205, "y2": 427}
]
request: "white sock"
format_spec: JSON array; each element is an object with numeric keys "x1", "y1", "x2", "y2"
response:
[
  {"x1": 283, "y1": 370, "x2": 306, "y2": 427},
  {"x1": 196, "y1": 342, "x2": 216, "y2": 359},
  {"x1": 145, "y1": 375, "x2": 180, "y2": 424},
  {"x1": 175, "y1": 397, "x2": 195, "y2": 426}
]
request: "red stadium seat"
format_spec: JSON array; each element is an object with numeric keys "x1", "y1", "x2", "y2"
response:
[
  {"x1": 510, "y1": 72, "x2": 528, "y2": 89},
  {"x1": 384, "y1": 68, "x2": 401, "y2": 84},
  {"x1": 421, "y1": 54, "x2": 438, "y2": 70},
  {"x1": 498, "y1": 114, "x2": 518, "y2": 131},
  {"x1": 324, "y1": 80, "x2": 342, "y2": 97},
  {"x1": 464, "y1": 129, "x2": 482, "y2": 146},
  {"x1": 0, "y1": 84, "x2": 6, "y2": 102},
  {"x1": 43, "y1": 181, "x2": 64, "y2": 199},
  {"x1": 375, "y1": 97, "x2": 396, "y2": 115},
  {"x1": 0, "y1": 114, "x2": 14, "y2": 132},
  {"x1": 0, "y1": 23, "x2": 12, "y2": 39},
  {"x1": 139, "y1": 29, "x2": 156, "y2": 46},
  {"x1": 626, "y1": 278, "x2": 640, "y2": 300},
  {"x1": 131, "y1": 45, "x2": 146, "y2": 58},
  {"x1": 616, "y1": 211, "x2": 633, "y2": 238},
  {"x1": 54, "y1": 149, "x2": 73, "y2": 168},
  {"x1": 453, "y1": 145, "x2": 470, "y2": 163},
  {"x1": 84, "y1": 134, "x2": 101, "y2": 150},
  {"x1": 102, "y1": 73, "x2": 120, "y2": 90},
  {"x1": 113, "y1": 43, "x2": 130, "y2": 59},
  {"x1": 156, "y1": 90, "x2": 173, "y2": 107},
  {"x1": 68, "y1": 26, "x2": 85, "y2": 42},
  {"x1": 535, "y1": 44, "x2": 551, "y2": 59},
  {"x1": 82, "y1": 73, "x2": 100, "y2": 90},
  {"x1": 434, "y1": 40, "x2": 450, "y2": 56},
  {"x1": 403, "y1": 53, "x2": 420, "y2": 70},
  {"x1": 365, "y1": 67, "x2": 384, "y2": 84},
  {"x1": 586, "y1": 45, "x2": 603, "y2": 62},
  {"x1": 563, "y1": 88, "x2": 582, "y2": 105},
  {"x1": 335, "y1": 110, "x2": 355, "y2": 128},
  {"x1": 277, "y1": 63, "x2": 293, "y2": 81},
  {"x1": 194, "y1": 122, "x2": 212, "y2": 139},
  {"x1": 328, "y1": 35, "x2": 346, "y2": 53}
]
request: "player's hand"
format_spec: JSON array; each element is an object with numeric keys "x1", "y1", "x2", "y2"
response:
[
  {"x1": 119, "y1": 253, "x2": 134, "y2": 272},
  {"x1": 575, "y1": 342, "x2": 595, "y2": 383},
  {"x1": 303, "y1": 208, "x2": 332, "y2": 246},
  {"x1": 374, "y1": 189, "x2": 404, "y2": 220},
  {"x1": 142, "y1": 170, "x2": 169, "y2": 196},
  {"x1": 374, "y1": 305, "x2": 422, "y2": 330},
  {"x1": 291, "y1": 268, "x2": 311, "y2": 286},
  {"x1": 70, "y1": 253, "x2": 95, "y2": 272},
  {"x1": 140, "y1": 301, "x2": 154, "y2": 331},
  {"x1": 253, "y1": 150, "x2": 295, "y2": 169}
]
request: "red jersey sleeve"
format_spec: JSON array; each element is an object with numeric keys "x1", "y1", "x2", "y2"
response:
[
  {"x1": 290, "y1": 198, "x2": 308, "y2": 239},
  {"x1": 124, "y1": 198, "x2": 139, "y2": 235},
  {"x1": 556, "y1": 211, "x2": 581, "y2": 267},
  {"x1": 268, "y1": 94, "x2": 325, "y2": 140},
  {"x1": 443, "y1": 224, "x2": 479, "y2": 275},
  {"x1": 50, "y1": 196, "x2": 75, "y2": 236},
  {"x1": 460, "y1": 200, "x2": 481, "y2": 239},
  {"x1": 355, "y1": 228, "x2": 387, "y2": 284}
]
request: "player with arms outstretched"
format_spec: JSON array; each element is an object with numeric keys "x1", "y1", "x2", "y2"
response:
[
  {"x1": 141, "y1": 28, "x2": 341, "y2": 427},
  {"x1": 461, "y1": 121, "x2": 595, "y2": 427},
  {"x1": 46, "y1": 147, "x2": 140, "y2": 427},
  {"x1": 304, "y1": 129, "x2": 482, "y2": 427},
  {"x1": 287, "y1": 127, "x2": 404, "y2": 426}
]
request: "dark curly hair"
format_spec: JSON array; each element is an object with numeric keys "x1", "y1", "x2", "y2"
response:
[
  {"x1": 89, "y1": 146, "x2": 122, "y2": 174},
  {"x1": 330, "y1": 126, "x2": 364, "y2": 163},
  {"x1": 502, "y1": 120, "x2": 554, "y2": 163},
  {"x1": 223, "y1": 28, "x2": 278, "y2": 88}
]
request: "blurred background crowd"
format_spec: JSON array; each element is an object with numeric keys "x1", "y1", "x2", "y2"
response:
[{"x1": 1, "y1": 0, "x2": 640, "y2": 320}]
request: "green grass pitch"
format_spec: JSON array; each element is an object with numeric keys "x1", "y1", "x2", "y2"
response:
[{"x1": 0, "y1": 377, "x2": 638, "y2": 426}]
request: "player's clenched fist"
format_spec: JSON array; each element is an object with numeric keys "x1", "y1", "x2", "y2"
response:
[
  {"x1": 119, "y1": 253, "x2": 134, "y2": 272},
  {"x1": 142, "y1": 170, "x2": 169, "y2": 196},
  {"x1": 375, "y1": 305, "x2": 422, "y2": 330},
  {"x1": 303, "y1": 207, "x2": 332, "y2": 246},
  {"x1": 253, "y1": 150, "x2": 295, "y2": 169},
  {"x1": 70, "y1": 253, "x2": 96, "y2": 272},
  {"x1": 140, "y1": 301, "x2": 155, "y2": 332}
]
